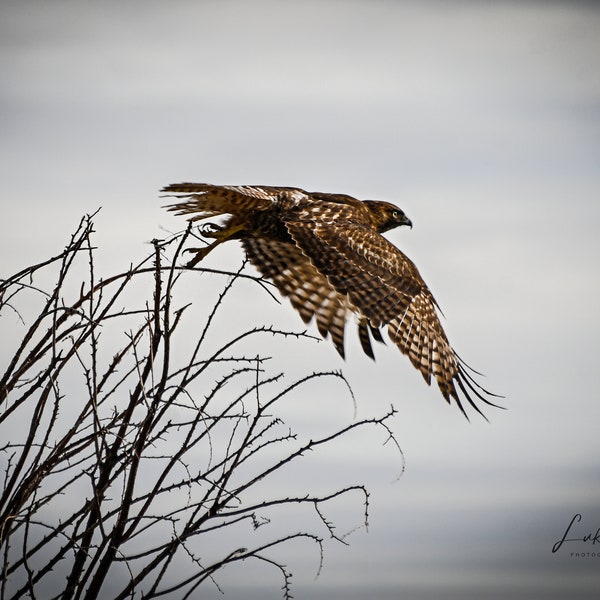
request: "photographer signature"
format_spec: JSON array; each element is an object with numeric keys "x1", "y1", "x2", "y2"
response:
[{"x1": 552, "y1": 513, "x2": 600, "y2": 553}]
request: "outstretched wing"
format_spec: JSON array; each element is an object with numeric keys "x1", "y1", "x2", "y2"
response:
[
  {"x1": 285, "y1": 218, "x2": 499, "y2": 418},
  {"x1": 241, "y1": 237, "x2": 355, "y2": 358},
  {"x1": 242, "y1": 237, "x2": 387, "y2": 361}
]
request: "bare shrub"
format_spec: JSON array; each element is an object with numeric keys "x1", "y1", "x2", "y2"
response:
[{"x1": 0, "y1": 214, "x2": 398, "y2": 599}]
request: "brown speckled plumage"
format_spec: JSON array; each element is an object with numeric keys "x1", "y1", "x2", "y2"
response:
[{"x1": 163, "y1": 183, "x2": 500, "y2": 418}]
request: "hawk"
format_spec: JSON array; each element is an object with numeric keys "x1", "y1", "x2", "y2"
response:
[{"x1": 163, "y1": 183, "x2": 500, "y2": 418}]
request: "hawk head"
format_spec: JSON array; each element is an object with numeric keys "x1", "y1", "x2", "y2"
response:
[{"x1": 364, "y1": 200, "x2": 413, "y2": 233}]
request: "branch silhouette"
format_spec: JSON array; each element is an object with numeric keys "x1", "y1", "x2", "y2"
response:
[{"x1": 0, "y1": 215, "x2": 400, "y2": 599}]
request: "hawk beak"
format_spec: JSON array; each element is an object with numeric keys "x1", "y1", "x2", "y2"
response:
[{"x1": 402, "y1": 216, "x2": 413, "y2": 229}]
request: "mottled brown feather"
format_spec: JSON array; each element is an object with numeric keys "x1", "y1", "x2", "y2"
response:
[
  {"x1": 163, "y1": 182, "x2": 501, "y2": 418},
  {"x1": 241, "y1": 237, "x2": 352, "y2": 358}
]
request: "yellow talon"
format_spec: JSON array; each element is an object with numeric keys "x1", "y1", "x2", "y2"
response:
[
  {"x1": 184, "y1": 245, "x2": 215, "y2": 267},
  {"x1": 184, "y1": 222, "x2": 247, "y2": 267}
]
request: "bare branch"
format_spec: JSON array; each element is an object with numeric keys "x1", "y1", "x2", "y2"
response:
[{"x1": 0, "y1": 216, "x2": 401, "y2": 599}]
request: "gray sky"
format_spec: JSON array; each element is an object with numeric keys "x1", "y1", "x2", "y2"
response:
[{"x1": 1, "y1": 1, "x2": 599, "y2": 598}]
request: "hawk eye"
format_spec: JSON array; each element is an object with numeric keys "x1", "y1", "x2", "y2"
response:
[{"x1": 392, "y1": 210, "x2": 400, "y2": 219}]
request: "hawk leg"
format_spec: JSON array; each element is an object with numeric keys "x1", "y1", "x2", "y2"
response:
[{"x1": 184, "y1": 222, "x2": 246, "y2": 267}]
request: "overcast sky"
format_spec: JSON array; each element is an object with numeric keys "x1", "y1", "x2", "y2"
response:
[{"x1": 1, "y1": 1, "x2": 599, "y2": 598}]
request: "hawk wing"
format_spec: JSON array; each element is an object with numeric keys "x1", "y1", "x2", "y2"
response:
[
  {"x1": 163, "y1": 182, "x2": 500, "y2": 418},
  {"x1": 284, "y1": 218, "x2": 498, "y2": 418},
  {"x1": 242, "y1": 238, "x2": 383, "y2": 359},
  {"x1": 242, "y1": 237, "x2": 384, "y2": 359}
]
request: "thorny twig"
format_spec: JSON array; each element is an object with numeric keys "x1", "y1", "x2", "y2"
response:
[{"x1": 0, "y1": 215, "x2": 401, "y2": 599}]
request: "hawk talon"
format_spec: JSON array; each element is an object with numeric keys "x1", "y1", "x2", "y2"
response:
[
  {"x1": 199, "y1": 222, "x2": 223, "y2": 238},
  {"x1": 183, "y1": 223, "x2": 246, "y2": 266},
  {"x1": 183, "y1": 246, "x2": 206, "y2": 254},
  {"x1": 183, "y1": 245, "x2": 214, "y2": 267}
]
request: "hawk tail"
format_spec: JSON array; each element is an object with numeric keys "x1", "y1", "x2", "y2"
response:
[{"x1": 161, "y1": 183, "x2": 273, "y2": 221}]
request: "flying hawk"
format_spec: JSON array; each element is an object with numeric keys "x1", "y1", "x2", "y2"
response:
[{"x1": 163, "y1": 183, "x2": 500, "y2": 418}]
